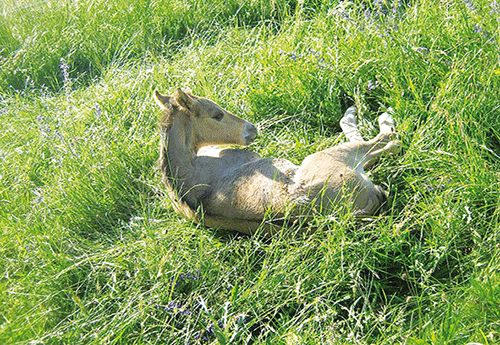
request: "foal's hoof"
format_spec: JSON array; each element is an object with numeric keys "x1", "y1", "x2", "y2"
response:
[
  {"x1": 378, "y1": 108, "x2": 396, "y2": 134},
  {"x1": 385, "y1": 139, "x2": 402, "y2": 156},
  {"x1": 340, "y1": 106, "x2": 357, "y2": 125},
  {"x1": 340, "y1": 106, "x2": 365, "y2": 142},
  {"x1": 344, "y1": 106, "x2": 357, "y2": 117}
]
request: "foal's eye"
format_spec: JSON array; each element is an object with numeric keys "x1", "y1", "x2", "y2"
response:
[{"x1": 213, "y1": 112, "x2": 224, "y2": 121}]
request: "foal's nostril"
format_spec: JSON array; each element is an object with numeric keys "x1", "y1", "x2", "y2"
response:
[{"x1": 244, "y1": 122, "x2": 258, "y2": 144}]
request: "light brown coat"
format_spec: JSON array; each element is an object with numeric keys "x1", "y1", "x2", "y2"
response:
[{"x1": 155, "y1": 89, "x2": 400, "y2": 235}]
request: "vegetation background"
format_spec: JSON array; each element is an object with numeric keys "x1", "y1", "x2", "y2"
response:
[{"x1": 1, "y1": 0, "x2": 499, "y2": 344}]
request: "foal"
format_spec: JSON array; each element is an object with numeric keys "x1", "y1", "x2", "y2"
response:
[{"x1": 155, "y1": 88, "x2": 400, "y2": 235}]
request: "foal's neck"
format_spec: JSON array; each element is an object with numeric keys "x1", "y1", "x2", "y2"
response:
[
  {"x1": 162, "y1": 118, "x2": 197, "y2": 180},
  {"x1": 160, "y1": 115, "x2": 215, "y2": 212}
]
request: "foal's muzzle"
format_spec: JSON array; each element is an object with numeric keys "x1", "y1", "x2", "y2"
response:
[{"x1": 243, "y1": 122, "x2": 258, "y2": 145}]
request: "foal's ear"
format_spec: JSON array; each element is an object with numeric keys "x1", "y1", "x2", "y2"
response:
[
  {"x1": 173, "y1": 88, "x2": 194, "y2": 110},
  {"x1": 154, "y1": 90, "x2": 171, "y2": 109}
]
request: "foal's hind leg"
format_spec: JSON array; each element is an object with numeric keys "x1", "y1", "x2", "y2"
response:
[
  {"x1": 339, "y1": 105, "x2": 398, "y2": 143},
  {"x1": 363, "y1": 109, "x2": 400, "y2": 169},
  {"x1": 377, "y1": 108, "x2": 396, "y2": 135},
  {"x1": 336, "y1": 107, "x2": 399, "y2": 214},
  {"x1": 340, "y1": 106, "x2": 365, "y2": 142},
  {"x1": 338, "y1": 106, "x2": 399, "y2": 170},
  {"x1": 289, "y1": 107, "x2": 399, "y2": 216},
  {"x1": 339, "y1": 106, "x2": 399, "y2": 168}
]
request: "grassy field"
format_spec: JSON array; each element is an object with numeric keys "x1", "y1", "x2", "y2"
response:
[{"x1": 1, "y1": 0, "x2": 500, "y2": 344}]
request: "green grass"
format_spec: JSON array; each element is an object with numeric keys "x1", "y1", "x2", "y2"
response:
[{"x1": 1, "y1": 0, "x2": 500, "y2": 344}]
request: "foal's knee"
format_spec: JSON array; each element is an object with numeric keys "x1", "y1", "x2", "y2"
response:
[{"x1": 353, "y1": 185, "x2": 388, "y2": 216}]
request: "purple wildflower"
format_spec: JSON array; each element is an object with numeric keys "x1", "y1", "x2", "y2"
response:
[
  {"x1": 172, "y1": 270, "x2": 201, "y2": 289},
  {"x1": 34, "y1": 196, "x2": 44, "y2": 205},
  {"x1": 423, "y1": 184, "x2": 435, "y2": 193},
  {"x1": 93, "y1": 103, "x2": 103, "y2": 119},
  {"x1": 154, "y1": 301, "x2": 193, "y2": 316},
  {"x1": 54, "y1": 130, "x2": 63, "y2": 141},
  {"x1": 365, "y1": 8, "x2": 372, "y2": 21},
  {"x1": 40, "y1": 125, "x2": 51, "y2": 138},
  {"x1": 416, "y1": 47, "x2": 430, "y2": 55},
  {"x1": 59, "y1": 58, "x2": 70, "y2": 83},
  {"x1": 464, "y1": 0, "x2": 476, "y2": 11}
]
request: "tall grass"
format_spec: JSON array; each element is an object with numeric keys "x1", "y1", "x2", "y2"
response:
[
  {"x1": 0, "y1": 0, "x2": 296, "y2": 92},
  {"x1": 1, "y1": 0, "x2": 500, "y2": 344}
]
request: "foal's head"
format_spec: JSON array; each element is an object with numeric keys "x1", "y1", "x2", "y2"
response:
[{"x1": 154, "y1": 89, "x2": 257, "y2": 151}]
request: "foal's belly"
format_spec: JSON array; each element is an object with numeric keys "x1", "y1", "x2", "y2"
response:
[
  {"x1": 206, "y1": 154, "x2": 382, "y2": 220},
  {"x1": 207, "y1": 158, "x2": 298, "y2": 220}
]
